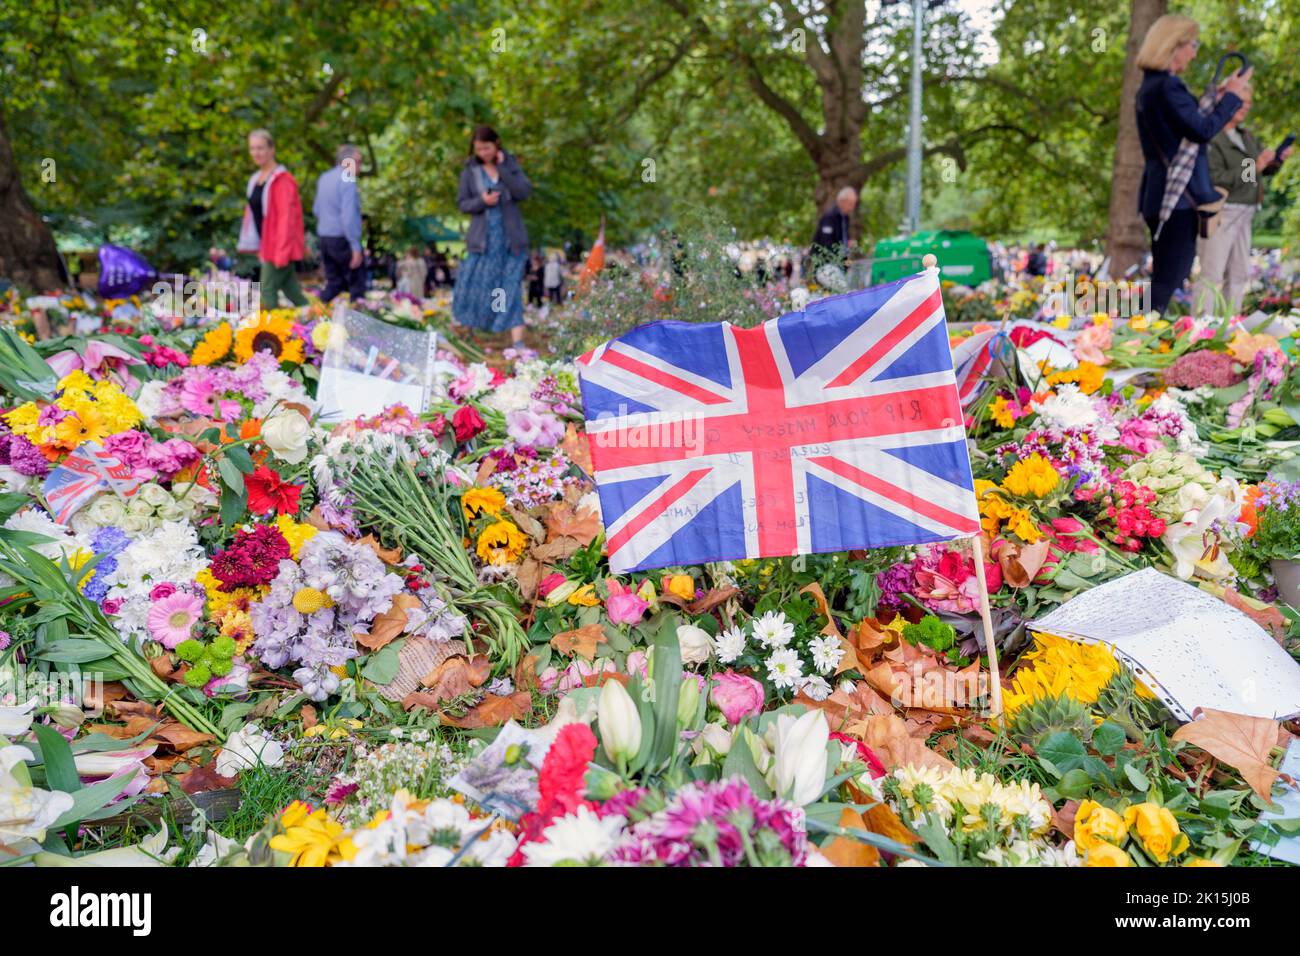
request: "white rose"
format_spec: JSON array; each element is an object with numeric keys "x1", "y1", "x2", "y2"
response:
[
  {"x1": 676, "y1": 624, "x2": 714, "y2": 665},
  {"x1": 127, "y1": 496, "x2": 155, "y2": 517},
  {"x1": 137, "y1": 483, "x2": 172, "y2": 508},
  {"x1": 86, "y1": 494, "x2": 127, "y2": 526},
  {"x1": 120, "y1": 514, "x2": 152, "y2": 534},
  {"x1": 69, "y1": 512, "x2": 99, "y2": 536},
  {"x1": 261, "y1": 410, "x2": 311, "y2": 464},
  {"x1": 156, "y1": 499, "x2": 187, "y2": 521}
]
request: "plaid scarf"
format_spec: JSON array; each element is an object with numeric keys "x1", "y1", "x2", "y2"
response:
[{"x1": 1153, "y1": 83, "x2": 1217, "y2": 240}]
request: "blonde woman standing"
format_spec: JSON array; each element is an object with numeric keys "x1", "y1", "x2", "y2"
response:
[{"x1": 1133, "y1": 14, "x2": 1249, "y2": 313}]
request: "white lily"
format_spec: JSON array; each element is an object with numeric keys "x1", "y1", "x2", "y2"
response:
[
  {"x1": 770, "y1": 709, "x2": 830, "y2": 806},
  {"x1": 35, "y1": 822, "x2": 179, "y2": 866},
  {"x1": 73, "y1": 746, "x2": 156, "y2": 779},
  {"x1": 1163, "y1": 490, "x2": 1243, "y2": 581},
  {"x1": 0, "y1": 744, "x2": 74, "y2": 847},
  {"x1": 0, "y1": 698, "x2": 37, "y2": 737}
]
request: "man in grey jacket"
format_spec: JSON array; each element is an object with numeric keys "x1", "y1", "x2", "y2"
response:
[{"x1": 314, "y1": 144, "x2": 365, "y2": 303}]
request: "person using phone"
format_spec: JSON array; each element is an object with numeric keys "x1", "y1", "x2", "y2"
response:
[
  {"x1": 1194, "y1": 83, "x2": 1292, "y2": 315},
  {"x1": 453, "y1": 125, "x2": 532, "y2": 346},
  {"x1": 1134, "y1": 15, "x2": 1248, "y2": 314}
]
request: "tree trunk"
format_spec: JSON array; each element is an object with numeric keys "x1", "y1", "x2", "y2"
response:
[
  {"x1": 0, "y1": 106, "x2": 65, "y2": 292},
  {"x1": 1104, "y1": 0, "x2": 1167, "y2": 277}
]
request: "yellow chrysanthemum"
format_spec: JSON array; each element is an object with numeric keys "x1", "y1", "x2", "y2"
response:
[
  {"x1": 989, "y1": 395, "x2": 1017, "y2": 429},
  {"x1": 191, "y1": 322, "x2": 234, "y2": 366},
  {"x1": 57, "y1": 370, "x2": 96, "y2": 394},
  {"x1": 270, "y1": 803, "x2": 348, "y2": 867},
  {"x1": 4, "y1": 403, "x2": 43, "y2": 441},
  {"x1": 1001, "y1": 453, "x2": 1060, "y2": 498},
  {"x1": 234, "y1": 312, "x2": 305, "y2": 365},
  {"x1": 219, "y1": 609, "x2": 255, "y2": 654},
  {"x1": 462, "y1": 486, "x2": 507, "y2": 521},
  {"x1": 475, "y1": 519, "x2": 527, "y2": 566},
  {"x1": 1004, "y1": 507, "x2": 1043, "y2": 544},
  {"x1": 1046, "y1": 361, "x2": 1105, "y2": 395},
  {"x1": 274, "y1": 514, "x2": 318, "y2": 559}
]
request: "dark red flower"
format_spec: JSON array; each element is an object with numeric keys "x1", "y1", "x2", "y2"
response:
[
  {"x1": 244, "y1": 465, "x2": 302, "y2": 516},
  {"x1": 210, "y1": 524, "x2": 292, "y2": 591},
  {"x1": 452, "y1": 405, "x2": 486, "y2": 443}
]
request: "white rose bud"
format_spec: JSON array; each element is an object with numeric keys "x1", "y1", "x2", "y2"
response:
[
  {"x1": 138, "y1": 482, "x2": 172, "y2": 508},
  {"x1": 261, "y1": 410, "x2": 311, "y2": 465},
  {"x1": 597, "y1": 678, "x2": 642, "y2": 767},
  {"x1": 676, "y1": 623, "x2": 714, "y2": 666},
  {"x1": 127, "y1": 496, "x2": 154, "y2": 517}
]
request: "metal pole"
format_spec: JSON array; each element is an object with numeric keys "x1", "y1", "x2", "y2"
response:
[{"x1": 904, "y1": 0, "x2": 924, "y2": 235}]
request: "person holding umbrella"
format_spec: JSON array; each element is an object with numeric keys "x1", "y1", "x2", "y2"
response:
[{"x1": 1134, "y1": 15, "x2": 1249, "y2": 314}]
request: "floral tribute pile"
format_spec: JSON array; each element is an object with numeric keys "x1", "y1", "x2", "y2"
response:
[{"x1": 0, "y1": 280, "x2": 1296, "y2": 870}]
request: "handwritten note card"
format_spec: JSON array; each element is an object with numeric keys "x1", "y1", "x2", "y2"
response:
[{"x1": 1031, "y1": 568, "x2": 1300, "y2": 722}]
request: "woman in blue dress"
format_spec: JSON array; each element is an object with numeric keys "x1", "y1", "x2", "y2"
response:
[{"x1": 453, "y1": 126, "x2": 531, "y2": 346}]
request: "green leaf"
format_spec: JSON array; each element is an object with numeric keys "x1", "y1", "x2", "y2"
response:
[
  {"x1": 1038, "y1": 731, "x2": 1088, "y2": 773},
  {"x1": 649, "y1": 616, "x2": 682, "y2": 767},
  {"x1": 217, "y1": 455, "x2": 245, "y2": 493},
  {"x1": 32, "y1": 723, "x2": 81, "y2": 794},
  {"x1": 360, "y1": 640, "x2": 403, "y2": 684},
  {"x1": 1124, "y1": 762, "x2": 1151, "y2": 792},
  {"x1": 48, "y1": 774, "x2": 138, "y2": 830},
  {"x1": 32, "y1": 639, "x2": 114, "y2": 664},
  {"x1": 1092, "y1": 721, "x2": 1127, "y2": 756},
  {"x1": 224, "y1": 444, "x2": 255, "y2": 474},
  {"x1": 720, "y1": 729, "x2": 773, "y2": 799},
  {"x1": 1057, "y1": 768, "x2": 1094, "y2": 799},
  {"x1": 219, "y1": 482, "x2": 247, "y2": 528}
]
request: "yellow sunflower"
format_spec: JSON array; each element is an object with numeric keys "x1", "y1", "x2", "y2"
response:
[
  {"x1": 191, "y1": 322, "x2": 234, "y2": 366},
  {"x1": 475, "y1": 520, "x2": 527, "y2": 566},
  {"x1": 234, "y1": 312, "x2": 305, "y2": 365},
  {"x1": 461, "y1": 486, "x2": 506, "y2": 521}
]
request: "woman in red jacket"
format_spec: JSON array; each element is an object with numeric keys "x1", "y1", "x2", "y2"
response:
[{"x1": 237, "y1": 128, "x2": 308, "y2": 308}]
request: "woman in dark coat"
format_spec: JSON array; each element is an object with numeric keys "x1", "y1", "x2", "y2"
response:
[
  {"x1": 1133, "y1": 14, "x2": 1248, "y2": 314},
  {"x1": 452, "y1": 125, "x2": 532, "y2": 345}
]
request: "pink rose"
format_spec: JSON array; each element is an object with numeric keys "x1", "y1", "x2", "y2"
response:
[
  {"x1": 710, "y1": 670, "x2": 765, "y2": 725},
  {"x1": 605, "y1": 579, "x2": 648, "y2": 625}
]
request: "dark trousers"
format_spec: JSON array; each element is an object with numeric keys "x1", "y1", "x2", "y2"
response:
[
  {"x1": 1146, "y1": 209, "x2": 1198, "y2": 315},
  {"x1": 319, "y1": 235, "x2": 366, "y2": 303}
]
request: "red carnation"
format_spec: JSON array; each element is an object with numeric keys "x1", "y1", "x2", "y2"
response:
[
  {"x1": 244, "y1": 465, "x2": 302, "y2": 516},
  {"x1": 452, "y1": 405, "x2": 486, "y2": 443}
]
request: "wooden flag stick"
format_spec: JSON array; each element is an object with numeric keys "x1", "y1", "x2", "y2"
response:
[{"x1": 970, "y1": 533, "x2": 1003, "y2": 718}]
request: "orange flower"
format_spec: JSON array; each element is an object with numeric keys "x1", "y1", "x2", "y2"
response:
[{"x1": 1239, "y1": 485, "x2": 1262, "y2": 537}]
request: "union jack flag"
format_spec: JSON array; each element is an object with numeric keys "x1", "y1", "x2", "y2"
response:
[
  {"x1": 951, "y1": 328, "x2": 1014, "y2": 407},
  {"x1": 577, "y1": 269, "x2": 980, "y2": 573},
  {"x1": 43, "y1": 442, "x2": 142, "y2": 525}
]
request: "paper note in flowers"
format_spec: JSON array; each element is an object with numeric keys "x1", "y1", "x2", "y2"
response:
[
  {"x1": 1251, "y1": 738, "x2": 1300, "y2": 864},
  {"x1": 1030, "y1": 568, "x2": 1300, "y2": 722},
  {"x1": 316, "y1": 305, "x2": 443, "y2": 423},
  {"x1": 576, "y1": 268, "x2": 980, "y2": 573},
  {"x1": 43, "y1": 441, "x2": 143, "y2": 525}
]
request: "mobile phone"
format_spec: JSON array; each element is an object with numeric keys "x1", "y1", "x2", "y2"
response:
[{"x1": 1278, "y1": 133, "x2": 1296, "y2": 156}]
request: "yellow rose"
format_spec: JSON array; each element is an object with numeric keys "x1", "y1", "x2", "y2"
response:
[
  {"x1": 1123, "y1": 802, "x2": 1189, "y2": 863},
  {"x1": 1183, "y1": 858, "x2": 1222, "y2": 867},
  {"x1": 1084, "y1": 842, "x2": 1133, "y2": 867},
  {"x1": 662, "y1": 574, "x2": 695, "y2": 602},
  {"x1": 1074, "y1": 799, "x2": 1127, "y2": 852}
]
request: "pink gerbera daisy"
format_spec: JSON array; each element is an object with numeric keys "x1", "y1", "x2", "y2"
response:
[
  {"x1": 146, "y1": 590, "x2": 203, "y2": 647},
  {"x1": 179, "y1": 376, "x2": 220, "y2": 418}
]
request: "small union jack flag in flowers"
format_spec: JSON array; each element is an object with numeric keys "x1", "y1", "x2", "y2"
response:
[{"x1": 576, "y1": 269, "x2": 980, "y2": 573}]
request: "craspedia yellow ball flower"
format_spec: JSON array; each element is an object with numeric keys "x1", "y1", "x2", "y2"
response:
[
  {"x1": 235, "y1": 312, "x2": 305, "y2": 365},
  {"x1": 191, "y1": 322, "x2": 234, "y2": 365},
  {"x1": 292, "y1": 587, "x2": 334, "y2": 614},
  {"x1": 462, "y1": 486, "x2": 506, "y2": 521},
  {"x1": 475, "y1": 520, "x2": 527, "y2": 566},
  {"x1": 1002, "y1": 453, "x2": 1060, "y2": 498}
]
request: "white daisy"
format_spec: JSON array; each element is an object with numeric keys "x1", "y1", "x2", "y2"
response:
[
  {"x1": 713, "y1": 625, "x2": 747, "y2": 663},
  {"x1": 808, "y1": 634, "x2": 845, "y2": 675},
  {"x1": 798, "y1": 674, "x2": 832, "y2": 701},
  {"x1": 765, "y1": 647, "x2": 804, "y2": 690},
  {"x1": 522, "y1": 806, "x2": 626, "y2": 867},
  {"x1": 751, "y1": 610, "x2": 795, "y2": 649}
]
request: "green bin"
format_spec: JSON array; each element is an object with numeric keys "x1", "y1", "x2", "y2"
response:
[{"x1": 869, "y1": 230, "x2": 991, "y2": 286}]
